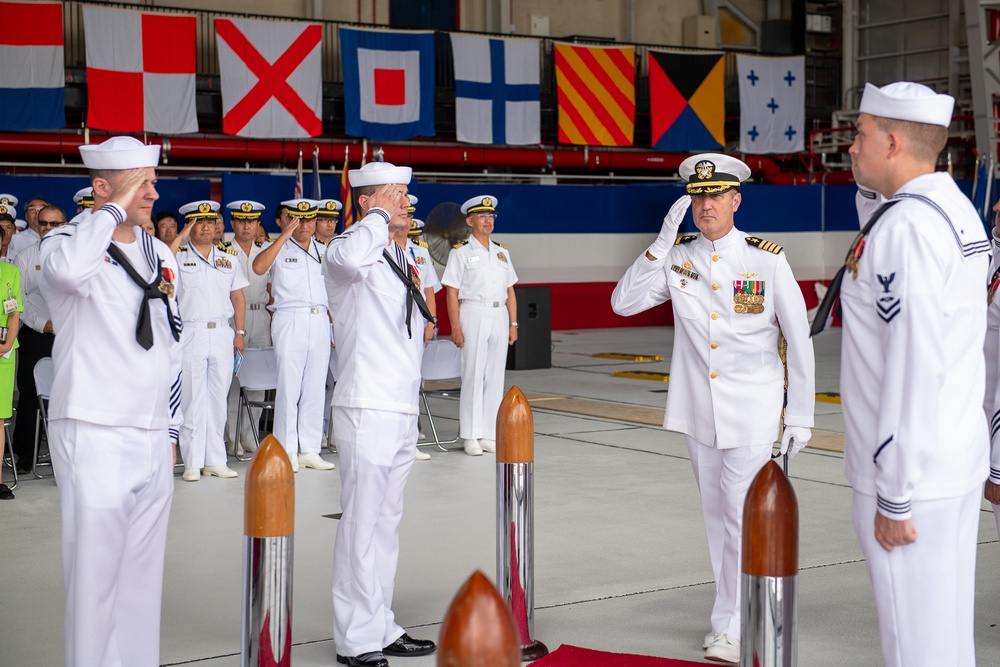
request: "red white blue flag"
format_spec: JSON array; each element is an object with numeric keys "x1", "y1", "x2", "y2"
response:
[{"x1": 0, "y1": 1, "x2": 65, "y2": 130}]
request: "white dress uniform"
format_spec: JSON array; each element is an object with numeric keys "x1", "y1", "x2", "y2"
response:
[
  {"x1": 842, "y1": 174, "x2": 989, "y2": 667},
  {"x1": 613, "y1": 224, "x2": 814, "y2": 638},
  {"x1": 225, "y1": 238, "x2": 271, "y2": 447},
  {"x1": 268, "y1": 235, "x2": 330, "y2": 461},
  {"x1": 985, "y1": 228, "x2": 1000, "y2": 539},
  {"x1": 176, "y1": 241, "x2": 248, "y2": 472},
  {"x1": 41, "y1": 182, "x2": 183, "y2": 664},
  {"x1": 441, "y1": 236, "x2": 517, "y2": 442},
  {"x1": 325, "y1": 167, "x2": 428, "y2": 658},
  {"x1": 407, "y1": 237, "x2": 441, "y2": 294}
]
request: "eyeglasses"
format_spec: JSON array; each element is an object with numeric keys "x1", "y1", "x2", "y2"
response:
[
  {"x1": 26, "y1": 206, "x2": 45, "y2": 213},
  {"x1": 473, "y1": 213, "x2": 497, "y2": 219},
  {"x1": 38, "y1": 219, "x2": 66, "y2": 228}
]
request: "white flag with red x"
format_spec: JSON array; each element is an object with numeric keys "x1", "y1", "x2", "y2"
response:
[{"x1": 215, "y1": 17, "x2": 323, "y2": 138}]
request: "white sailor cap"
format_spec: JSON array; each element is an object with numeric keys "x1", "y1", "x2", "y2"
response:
[
  {"x1": 227, "y1": 200, "x2": 265, "y2": 220},
  {"x1": 315, "y1": 199, "x2": 343, "y2": 217},
  {"x1": 408, "y1": 217, "x2": 425, "y2": 236},
  {"x1": 406, "y1": 194, "x2": 418, "y2": 213},
  {"x1": 348, "y1": 161, "x2": 412, "y2": 188},
  {"x1": 859, "y1": 81, "x2": 954, "y2": 127},
  {"x1": 14, "y1": 218, "x2": 26, "y2": 230},
  {"x1": 179, "y1": 200, "x2": 221, "y2": 221},
  {"x1": 0, "y1": 194, "x2": 18, "y2": 208},
  {"x1": 73, "y1": 187, "x2": 95, "y2": 208},
  {"x1": 281, "y1": 198, "x2": 319, "y2": 219},
  {"x1": 79, "y1": 136, "x2": 160, "y2": 170},
  {"x1": 679, "y1": 153, "x2": 751, "y2": 195},
  {"x1": 461, "y1": 195, "x2": 498, "y2": 215},
  {"x1": 0, "y1": 205, "x2": 15, "y2": 221}
]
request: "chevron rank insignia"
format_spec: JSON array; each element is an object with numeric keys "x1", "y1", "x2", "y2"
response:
[{"x1": 745, "y1": 236, "x2": 783, "y2": 254}]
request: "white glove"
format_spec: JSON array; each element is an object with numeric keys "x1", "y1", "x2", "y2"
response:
[
  {"x1": 779, "y1": 426, "x2": 812, "y2": 460},
  {"x1": 648, "y1": 195, "x2": 691, "y2": 259}
]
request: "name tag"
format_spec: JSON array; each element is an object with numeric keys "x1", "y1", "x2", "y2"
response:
[
  {"x1": 468, "y1": 256, "x2": 481, "y2": 263},
  {"x1": 3, "y1": 298, "x2": 15, "y2": 314},
  {"x1": 284, "y1": 258, "x2": 297, "y2": 263}
]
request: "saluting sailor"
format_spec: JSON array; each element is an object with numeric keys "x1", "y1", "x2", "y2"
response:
[
  {"x1": 611, "y1": 153, "x2": 815, "y2": 664},
  {"x1": 324, "y1": 161, "x2": 437, "y2": 667},
  {"x1": 252, "y1": 198, "x2": 335, "y2": 472},
  {"x1": 40, "y1": 136, "x2": 184, "y2": 667},
  {"x1": 223, "y1": 200, "x2": 271, "y2": 454},
  {"x1": 441, "y1": 195, "x2": 518, "y2": 457},
  {"x1": 175, "y1": 200, "x2": 248, "y2": 481},
  {"x1": 834, "y1": 82, "x2": 989, "y2": 667}
]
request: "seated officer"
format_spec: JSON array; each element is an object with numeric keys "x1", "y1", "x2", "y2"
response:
[{"x1": 176, "y1": 200, "x2": 248, "y2": 481}]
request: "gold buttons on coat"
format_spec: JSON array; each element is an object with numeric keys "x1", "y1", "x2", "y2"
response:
[
  {"x1": 711, "y1": 342, "x2": 718, "y2": 349},
  {"x1": 710, "y1": 372, "x2": 718, "y2": 379},
  {"x1": 712, "y1": 254, "x2": 719, "y2": 262},
  {"x1": 711, "y1": 313, "x2": 719, "y2": 320},
  {"x1": 712, "y1": 283, "x2": 719, "y2": 290}
]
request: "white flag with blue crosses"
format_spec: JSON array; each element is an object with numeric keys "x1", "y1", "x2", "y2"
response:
[
  {"x1": 736, "y1": 55, "x2": 805, "y2": 154},
  {"x1": 450, "y1": 34, "x2": 541, "y2": 145}
]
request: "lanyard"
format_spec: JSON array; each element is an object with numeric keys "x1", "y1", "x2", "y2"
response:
[{"x1": 291, "y1": 238, "x2": 321, "y2": 264}]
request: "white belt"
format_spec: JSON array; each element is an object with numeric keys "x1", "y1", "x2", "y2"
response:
[
  {"x1": 460, "y1": 299, "x2": 505, "y2": 308},
  {"x1": 185, "y1": 319, "x2": 228, "y2": 329},
  {"x1": 278, "y1": 306, "x2": 326, "y2": 314}
]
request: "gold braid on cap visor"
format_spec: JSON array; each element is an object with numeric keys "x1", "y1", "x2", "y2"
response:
[
  {"x1": 230, "y1": 211, "x2": 261, "y2": 220},
  {"x1": 686, "y1": 181, "x2": 742, "y2": 195}
]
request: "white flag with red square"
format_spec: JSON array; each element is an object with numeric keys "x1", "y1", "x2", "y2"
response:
[
  {"x1": 215, "y1": 17, "x2": 323, "y2": 138},
  {"x1": 83, "y1": 5, "x2": 198, "y2": 134}
]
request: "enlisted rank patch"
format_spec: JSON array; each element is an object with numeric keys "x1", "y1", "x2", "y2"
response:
[
  {"x1": 675, "y1": 234, "x2": 698, "y2": 245},
  {"x1": 733, "y1": 279, "x2": 765, "y2": 313},
  {"x1": 497, "y1": 251, "x2": 508, "y2": 263},
  {"x1": 745, "y1": 236, "x2": 782, "y2": 254},
  {"x1": 876, "y1": 272, "x2": 900, "y2": 323},
  {"x1": 671, "y1": 263, "x2": 700, "y2": 280},
  {"x1": 215, "y1": 257, "x2": 233, "y2": 270}
]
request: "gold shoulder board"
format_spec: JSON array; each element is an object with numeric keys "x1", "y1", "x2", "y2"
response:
[
  {"x1": 674, "y1": 234, "x2": 698, "y2": 245},
  {"x1": 745, "y1": 236, "x2": 783, "y2": 254},
  {"x1": 492, "y1": 240, "x2": 509, "y2": 249},
  {"x1": 453, "y1": 240, "x2": 469, "y2": 249},
  {"x1": 417, "y1": 239, "x2": 429, "y2": 248}
]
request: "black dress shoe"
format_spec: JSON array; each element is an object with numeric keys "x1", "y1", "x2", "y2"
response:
[
  {"x1": 336, "y1": 653, "x2": 389, "y2": 667},
  {"x1": 383, "y1": 633, "x2": 436, "y2": 657}
]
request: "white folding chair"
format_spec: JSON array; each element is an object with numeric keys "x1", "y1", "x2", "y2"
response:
[
  {"x1": 234, "y1": 347, "x2": 278, "y2": 462},
  {"x1": 31, "y1": 356, "x2": 54, "y2": 478},
  {"x1": 418, "y1": 339, "x2": 462, "y2": 451}
]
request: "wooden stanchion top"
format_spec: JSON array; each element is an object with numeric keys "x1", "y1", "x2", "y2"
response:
[
  {"x1": 742, "y1": 460, "x2": 798, "y2": 577},
  {"x1": 496, "y1": 385, "x2": 534, "y2": 464},
  {"x1": 244, "y1": 435, "x2": 295, "y2": 538},
  {"x1": 438, "y1": 570, "x2": 520, "y2": 667}
]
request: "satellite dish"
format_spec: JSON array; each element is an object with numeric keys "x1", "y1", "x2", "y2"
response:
[{"x1": 424, "y1": 202, "x2": 469, "y2": 265}]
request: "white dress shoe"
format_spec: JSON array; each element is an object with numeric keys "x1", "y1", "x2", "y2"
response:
[
  {"x1": 480, "y1": 439, "x2": 496, "y2": 453},
  {"x1": 290, "y1": 457, "x2": 299, "y2": 473},
  {"x1": 298, "y1": 452, "x2": 335, "y2": 470},
  {"x1": 203, "y1": 465, "x2": 239, "y2": 478},
  {"x1": 414, "y1": 449, "x2": 431, "y2": 460},
  {"x1": 705, "y1": 633, "x2": 739, "y2": 664},
  {"x1": 703, "y1": 632, "x2": 716, "y2": 649},
  {"x1": 182, "y1": 468, "x2": 200, "y2": 482},
  {"x1": 464, "y1": 439, "x2": 483, "y2": 456}
]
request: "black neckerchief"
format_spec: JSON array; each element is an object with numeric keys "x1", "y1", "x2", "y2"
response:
[
  {"x1": 107, "y1": 243, "x2": 181, "y2": 350},
  {"x1": 382, "y1": 246, "x2": 434, "y2": 339}
]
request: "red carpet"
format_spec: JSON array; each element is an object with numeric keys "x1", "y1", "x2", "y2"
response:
[{"x1": 529, "y1": 644, "x2": 710, "y2": 666}]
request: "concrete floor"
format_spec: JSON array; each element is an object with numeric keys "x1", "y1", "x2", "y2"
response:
[{"x1": 3, "y1": 327, "x2": 1000, "y2": 666}]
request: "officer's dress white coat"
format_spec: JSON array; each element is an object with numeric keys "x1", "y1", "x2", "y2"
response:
[
  {"x1": 40, "y1": 203, "x2": 183, "y2": 667},
  {"x1": 268, "y1": 237, "x2": 330, "y2": 460},
  {"x1": 226, "y1": 240, "x2": 271, "y2": 447},
  {"x1": 441, "y1": 237, "x2": 517, "y2": 441},
  {"x1": 841, "y1": 172, "x2": 989, "y2": 667},
  {"x1": 324, "y1": 208, "x2": 424, "y2": 656},
  {"x1": 612, "y1": 225, "x2": 814, "y2": 638},
  {"x1": 177, "y1": 243, "x2": 248, "y2": 469}
]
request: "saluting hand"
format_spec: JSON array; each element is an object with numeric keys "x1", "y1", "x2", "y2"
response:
[
  {"x1": 648, "y1": 195, "x2": 691, "y2": 260},
  {"x1": 108, "y1": 168, "x2": 150, "y2": 213}
]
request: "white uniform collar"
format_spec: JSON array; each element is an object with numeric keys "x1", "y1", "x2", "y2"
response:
[{"x1": 695, "y1": 225, "x2": 741, "y2": 251}]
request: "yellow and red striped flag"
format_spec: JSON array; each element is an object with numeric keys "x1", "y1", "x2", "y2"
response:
[
  {"x1": 340, "y1": 155, "x2": 355, "y2": 230},
  {"x1": 554, "y1": 43, "x2": 635, "y2": 146}
]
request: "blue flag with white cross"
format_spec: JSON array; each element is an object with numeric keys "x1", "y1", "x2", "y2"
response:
[
  {"x1": 736, "y1": 55, "x2": 805, "y2": 154},
  {"x1": 450, "y1": 33, "x2": 541, "y2": 145}
]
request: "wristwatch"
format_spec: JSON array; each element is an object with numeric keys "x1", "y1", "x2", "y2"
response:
[{"x1": 236, "y1": 329, "x2": 246, "y2": 335}]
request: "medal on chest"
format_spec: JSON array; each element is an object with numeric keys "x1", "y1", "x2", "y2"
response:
[
  {"x1": 989, "y1": 267, "x2": 1000, "y2": 305},
  {"x1": 733, "y1": 279, "x2": 765, "y2": 314},
  {"x1": 846, "y1": 234, "x2": 866, "y2": 280},
  {"x1": 159, "y1": 266, "x2": 176, "y2": 299},
  {"x1": 670, "y1": 261, "x2": 700, "y2": 281}
]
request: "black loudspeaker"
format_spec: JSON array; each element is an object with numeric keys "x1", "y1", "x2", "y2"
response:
[{"x1": 506, "y1": 286, "x2": 551, "y2": 371}]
